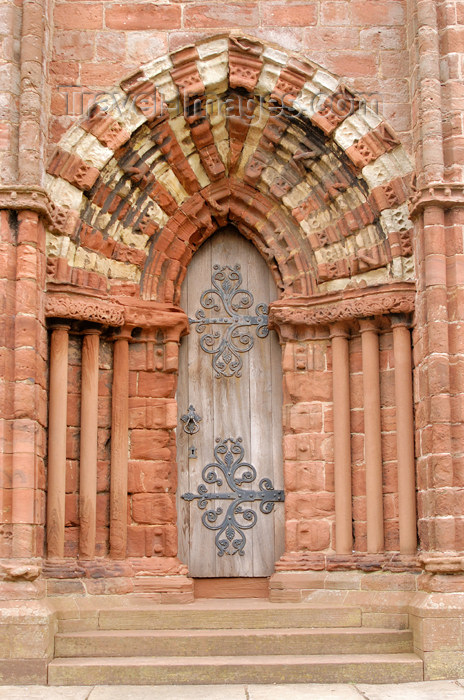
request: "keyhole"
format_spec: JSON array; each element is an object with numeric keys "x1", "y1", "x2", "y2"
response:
[{"x1": 189, "y1": 446, "x2": 198, "y2": 459}]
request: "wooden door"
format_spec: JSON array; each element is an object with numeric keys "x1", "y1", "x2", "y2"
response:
[{"x1": 177, "y1": 227, "x2": 284, "y2": 577}]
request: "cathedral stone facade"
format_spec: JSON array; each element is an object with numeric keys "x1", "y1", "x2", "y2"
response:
[{"x1": 1, "y1": 0, "x2": 464, "y2": 684}]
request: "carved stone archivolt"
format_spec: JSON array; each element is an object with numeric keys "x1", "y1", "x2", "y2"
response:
[{"x1": 44, "y1": 33, "x2": 414, "y2": 304}]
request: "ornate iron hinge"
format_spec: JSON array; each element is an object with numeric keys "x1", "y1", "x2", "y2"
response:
[
  {"x1": 181, "y1": 437, "x2": 284, "y2": 557},
  {"x1": 189, "y1": 264, "x2": 269, "y2": 378}
]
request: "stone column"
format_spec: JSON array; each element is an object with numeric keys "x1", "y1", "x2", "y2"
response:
[
  {"x1": 79, "y1": 329, "x2": 100, "y2": 559},
  {"x1": 392, "y1": 316, "x2": 417, "y2": 554},
  {"x1": 330, "y1": 323, "x2": 352, "y2": 554},
  {"x1": 409, "y1": 0, "x2": 457, "y2": 558},
  {"x1": 414, "y1": 202, "x2": 453, "y2": 552},
  {"x1": 359, "y1": 319, "x2": 384, "y2": 554},
  {"x1": 0, "y1": 2, "x2": 21, "y2": 184},
  {"x1": 416, "y1": 0, "x2": 444, "y2": 186},
  {"x1": 47, "y1": 324, "x2": 69, "y2": 559},
  {"x1": 10, "y1": 211, "x2": 47, "y2": 558},
  {"x1": 110, "y1": 334, "x2": 130, "y2": 558},
  {"x1": 19, "y1": 0, "x2": 47, "y2": 185}
]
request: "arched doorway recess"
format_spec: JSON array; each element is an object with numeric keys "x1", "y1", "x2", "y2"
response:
[
  {"x1": 43, "y1": 34, "x2": 416, "y2": 593},
  {"x1": 177, "y1": 225, "x2": 284, "y2": 578}
]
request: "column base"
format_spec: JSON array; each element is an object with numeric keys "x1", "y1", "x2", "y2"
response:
[
  {"x1": 41, "y1": 557, "x2": 194, "y2": 602},
  {"x1": 274, "y1": 551, "x2": 421, "y2": 573}
]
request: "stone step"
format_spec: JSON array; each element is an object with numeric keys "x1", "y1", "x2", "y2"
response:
[
  {"x1": 55, "y1": 627, "x2": 414, "y2": 658},
  {"x1": 97, "y1": 603, "x2": 361, "y2": 630},
  {"x1": 48, "y1": 653, "x2": 423, "y2": 685}
]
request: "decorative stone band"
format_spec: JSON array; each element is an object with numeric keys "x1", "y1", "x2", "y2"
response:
[
  {"x1": 274, "y1": 551, "x2": 421, "y2": 573},
  {"x1": 45, "y1": 294, "x2": 125, "y2": 327},
  {"x1": 409, "y1": 182, "x2": 464, "y2": 218},
  {"x1": 0, "y1": 186, "x2": 52, "y2": 220},
  {"x1": 41, "y1": 557, "x2": 188, "y2": 579},
  {"x1": 269, "y1": 282, "x2": 415, "y2": 332},
  {"x1": 45, "y1": 293, "x2": 189, "y2": 336}
]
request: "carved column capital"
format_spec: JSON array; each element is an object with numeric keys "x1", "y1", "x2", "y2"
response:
[
  {"x1": 48, "y1": 321, "x2": 71, "y2": 332},
  {"x1": 110, "y1": 326, "x2": 134, "y2": 342},
  {"x1": 0, "y1": 186, "x2": 51, "y2": 220},
  {"x1": 359, "y1": 317, "x2": 380, "y2": 334},
  {"x1": 409, "y1": 182, "x2": 464, "y2": 218},
  {"x1": 329, "y1": 321, "x2": 350, "y2": 339},
  {"x1": 390, "y1": 313, "x2": 412, "y2": 329},
  {"x1": 81, "y1": 326, "x2": 102, "y2": 336}
]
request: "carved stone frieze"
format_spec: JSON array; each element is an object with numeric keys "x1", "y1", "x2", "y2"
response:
[
  {"x1": 45, "y1": 294, "x2": 125, "y2": 326},
  {"x1": 45, "y1": 294, "x2": 189, "y2": 334},
  {"x1": 269, "y1": 283, "x2": 415, "y2": 331}
]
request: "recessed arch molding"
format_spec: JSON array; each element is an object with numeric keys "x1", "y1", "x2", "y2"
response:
[{"x1": 44, "y1": 32, "x2": 415, "y2": 324}]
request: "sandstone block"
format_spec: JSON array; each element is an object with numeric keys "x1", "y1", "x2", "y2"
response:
[
  {"x1": 128, "y1": 460, "x2": 176, "y2": 494},
  {"x1": 297, "y1": 520, "x2": 331, "y2": 551},
  {"x1": 287, "y1": 492, "x2": 335, "y2": 519},
  {"x1": 131, "y1": 494, "x2": 176, "y2": 525},
  {"x1": 130, "y1": 429, "x2": 171, "y2": 461},
  {"x1": 106, "y1": 4, "x2": 181, "y2": 30}
]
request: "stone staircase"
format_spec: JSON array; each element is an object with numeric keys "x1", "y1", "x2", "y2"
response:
[{"x1": 48, "y1": 599, "x2": 423, "y2": 685}]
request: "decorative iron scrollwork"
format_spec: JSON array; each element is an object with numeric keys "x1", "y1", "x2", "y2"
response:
[
  {"x1": 189, "y1": 264, "x2": 269, "y2": 378},
  {"x1": 181, "y1": 405, "x2": 202, "y2": 434},
  {"x1": 181, "y1": 437, "x2": 284, "y2": 557}
]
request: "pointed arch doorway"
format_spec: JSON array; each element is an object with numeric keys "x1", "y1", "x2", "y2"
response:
[{"x1": 177, "y1": 226, "x2": 284, "y2": 578}]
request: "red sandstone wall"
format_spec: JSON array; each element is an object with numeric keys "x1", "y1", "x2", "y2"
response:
[
  {"x1": 126, "y1": 334, "x2": 178, "y2": 559},
  {"x1": 282, "y1": 326, "x2": 400, "y2": 557},
  {"x1": 49, "y1": 0, "x2": 412, "y2": 155},
  {"x1": 283, "y1": 333, "x2": 334, "y2": 553},
  {"x1": 0, "y1": 211, "x2": 48, "y2": 559},
  {"x1": 0, "y1": 2, "x2": 21, "y2": 184}
]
